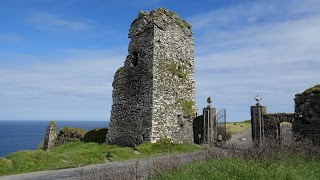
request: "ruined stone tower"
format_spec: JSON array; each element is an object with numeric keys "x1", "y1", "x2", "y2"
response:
[{"x1": 106, "y1": 8, "x2": 197, "y2": 147}]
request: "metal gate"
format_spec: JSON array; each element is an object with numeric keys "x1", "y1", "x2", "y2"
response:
[{"x1": 215, "y1": 108, "x2": 227, "y2": 146}]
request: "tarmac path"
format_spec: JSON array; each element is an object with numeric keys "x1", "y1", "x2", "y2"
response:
[{"x1": 226, "y1": 127, "x2": 253, "y2": 148}]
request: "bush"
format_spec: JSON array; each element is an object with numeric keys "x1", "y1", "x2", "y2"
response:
[
  {"x1": 82, "y1": 128, "x2": 108, "y2": 144},
  {"x1": 57, "y1": 127, "x2": 86, "y2": 145},
  {"x1": 226, "y1": 131, "x2": 232, "y2": 141},
  {"x1": 156, "y1": 137, "x2": 172, "y2": 144},
  {"x1": 302, "y1": 84, "x2": 320, "y2": 95},
  {"x1": 243, "y1": 120, "x2": 251, "y2": 123}
]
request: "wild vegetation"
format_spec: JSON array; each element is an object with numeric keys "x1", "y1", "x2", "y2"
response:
[
  {"x1": 302, "y1": 84, "x2": 320, "y2": 95},
  {"x1": 71, "y1": 140, "x2": 320, "y2": 179},
  {"x1": 0, "y1": 141, "x2": 201, "y2": 176},
  {"x1": 4, "y1": 120, "x2": 319, "y2": 179},
  {"x1": 154, "y1": 141, "x2": 320, "y2": 180}
]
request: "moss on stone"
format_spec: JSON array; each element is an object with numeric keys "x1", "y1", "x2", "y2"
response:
[
  {"x1": 59, "y1": 126, "x2": 86, "y2": 142},
  {"x1": 181, "y1": 100, "x2": 195, "y2": 117},
  {"x1": 159, "y1": 62, "x2": 188, "y2": 79},
  {"x1": 49, "y1": 121, "x2": 56, "y2": 128},
  {"x1": 302, "y1": 84, "x2": 320, "y2": 95},
  {"x1": 176, "y1": 98, "x2": 195, "y2": 117},
  {"x1": 116, "y1": 66, "x2": 124, "y2": 73},
  {"x1": 265, "y1": 113, "x2": 294, "y2": 116},
  {"x1": 150, "y1": 8, "x2": 190, "y2": 32},
  {"x1": 118, "y1": 66, "x2": 124, "y2": 71}
]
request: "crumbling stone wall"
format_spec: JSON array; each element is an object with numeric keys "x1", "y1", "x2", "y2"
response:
[
  {"x1": 294, "y1": 85, "x2": 320, "y2": 143},
  {"x1": 107, "y1": 8, "x2": 197, "y2": 147},
  {"x1": 43, "y1": 121, "x2": 57, "y2": 151},
  {"x1": 251, "y1": 85, "x2": 320, "y2": 145},
  {"x1": 262, "y1": 113, "x2": 294, "y2": 140},
  {"x1": 251, "y1": 105, "x2": 294, "y2": 144},
  {"x1": 42, "y1": 121, "x2": 89, "y2": 150},
  {"x1": 56, "y1": 127, "x2": 86, "y2": 145}
]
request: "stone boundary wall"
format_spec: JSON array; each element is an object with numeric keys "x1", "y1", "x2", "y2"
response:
[
  {"x1": 262, "y1": 113, "x2": 294, "y2": 140},
  {"x1": 294, "y1": 88, "x2": 320, "y2": 143},
  {"x1": 251, "y1": 85, "x2": 320, "y2": 145}
]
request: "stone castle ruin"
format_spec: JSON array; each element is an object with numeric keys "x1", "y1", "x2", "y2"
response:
[
  {"x1": 251, "y1": 85, "x2": 320, "y2": 145},
  {"x1": 106, "y1": 8, "x2": 197, "y2": 147}
]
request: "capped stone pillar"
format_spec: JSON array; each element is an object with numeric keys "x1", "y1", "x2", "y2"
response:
[
  {"x1": 203, "y1": 97, "x2": 216, "y2": 144},
  {"x1": 251, "y1": 95, "x2": 266, "y2": 144}
]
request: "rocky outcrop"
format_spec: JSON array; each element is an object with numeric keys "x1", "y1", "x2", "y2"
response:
[
  {"x1": 56, "y1": 127, "x2": 86, "y2": 145},
  {"x1": 42, "y1": 121, "x2": 87, "y2": 150},
  {"x1": 107, "y1": 8, "x2": 197, "y2": 147},
  {"x1": 82, "y1": 128, "x2": 108, "y2": 144},
  {"x1": 43, "y1": 121, "x2": 57, "y2": 151}
]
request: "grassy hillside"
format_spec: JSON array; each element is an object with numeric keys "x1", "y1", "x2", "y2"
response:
[
  {"x1": 0, "y1": 141, "x2": 201, "y2": 176},
  {"x1": 226, "y1": 120, "x2": 251, "y2": 134}
]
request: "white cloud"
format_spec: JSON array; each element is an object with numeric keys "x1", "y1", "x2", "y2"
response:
[
  {"x1": 189, "y1": 0, "x2": 320, "y2": 121},
  {"x1": 1, "y1": 0, "x2": 319, "y2": 122},
  {"x1": 0, "y1": 50, "x2": 124, "y2": 120},
  {"x1": 29, "y1": 13, "x2": 93, "y2": 32}
]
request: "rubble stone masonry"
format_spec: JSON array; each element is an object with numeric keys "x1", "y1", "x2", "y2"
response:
[{"x1": 106, "y1": 8, "x2": 197, "y2": 147}]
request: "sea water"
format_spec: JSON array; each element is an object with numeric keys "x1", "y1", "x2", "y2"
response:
[{"x1": 0, "y1": 120, "x2": 108, "y2": 157}]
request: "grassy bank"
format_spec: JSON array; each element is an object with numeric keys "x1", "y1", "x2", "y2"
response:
[
  {"x1": 70, "y1": 140, "x2": 320, "y2": 179},
  {"x1": 0, "y1": 141, "x2": 201, "y2": 176},
  {"x1": 153, "y1": 141, "x2": 320, "y2": 180},
  {"x1": 155, "y1": 156, "x2": 320, "y2": 179}
]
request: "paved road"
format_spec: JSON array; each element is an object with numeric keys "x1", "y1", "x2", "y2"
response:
[{"x1": 226, "y1": 127, "x2": 253, "y2": 149}]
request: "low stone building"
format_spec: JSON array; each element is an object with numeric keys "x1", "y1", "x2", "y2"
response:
[{"x1": 106, "y1": 8, "x2": 197, "y2": 147}]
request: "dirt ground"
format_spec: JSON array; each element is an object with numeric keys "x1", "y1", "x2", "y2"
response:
[{"x1": 226, "y1": 127, "x2": 253, "y2": 149}]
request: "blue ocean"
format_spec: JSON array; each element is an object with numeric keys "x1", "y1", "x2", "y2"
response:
[{"x1": 0, "y1": 120, "x2": 108, "y2": 157}]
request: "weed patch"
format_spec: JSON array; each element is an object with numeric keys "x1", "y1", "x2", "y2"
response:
[{"x1": 0, "y1": 142, "x2": 200, "y2": 176}]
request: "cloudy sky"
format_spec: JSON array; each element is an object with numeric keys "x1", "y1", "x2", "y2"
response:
[{"x1": 0, "y1": 0, "x2": 319, "y2": 122}]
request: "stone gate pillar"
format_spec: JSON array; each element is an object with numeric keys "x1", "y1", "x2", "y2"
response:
[
  {"x1": 251, "y1": 103, "x2": 266, "y2": 144},
  {"x1": 203, "y1": 97, "x2": 216, "y2": 144}
]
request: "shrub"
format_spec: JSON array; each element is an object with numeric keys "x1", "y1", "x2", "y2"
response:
[
  {"x1": 302, "y1": 84, "x2": 320, "y2": 95},
  {"x1": 57, "y1": 126, "x2": 86, "y2": 145},
  {"x1": 82, "y1": 128, "x2": 108, "y2": 144},
  {"x1": 156, "y1": 137, "x2": 172, "y2": 144},
  {"x1": 226, "y1": 131, "x2": 232, "y2": 141}
]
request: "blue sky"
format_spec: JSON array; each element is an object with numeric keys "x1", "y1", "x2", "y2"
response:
[{"x1": 0, "y1": 0, "x2": 319, "y2": 121}]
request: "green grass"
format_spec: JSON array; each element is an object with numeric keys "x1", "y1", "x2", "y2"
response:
[
  {"x1": 136, "y1": 142, "x2": 200, "y2": 156},
  {"x1": 302, "y1": 84, "x2": 320, "y2": 95},
  {"x1": 0, "y1": 142, "x2": 201, "y2": 176},
  {"x1": 226, "y1": 121, "x2": 251, "y2": 134},
  {"x1": 155, "y1": 156, "x2": 320, "y2": 179}
]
